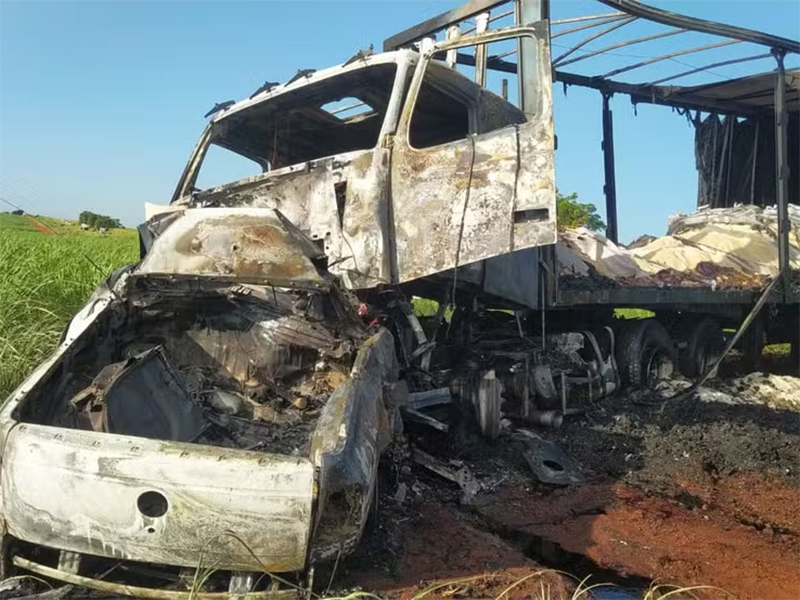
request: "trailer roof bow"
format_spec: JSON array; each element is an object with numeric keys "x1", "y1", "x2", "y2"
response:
[{"x1": 385, "y1": 0, "x2": 799, "y2": 116}]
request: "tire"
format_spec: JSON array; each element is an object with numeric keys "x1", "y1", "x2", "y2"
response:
[
  {"x1": 740, "y1": 315, "x2": 765, "y2": 373},
  {"x1": 616, "y1": 319, "x2": 676, "y2": 389},
  {"x1": 676, "y1": 317, "x2": 725, "y2": 379}
]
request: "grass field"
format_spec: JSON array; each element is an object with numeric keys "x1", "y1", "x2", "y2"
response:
[{"x1": 0, "y1": 213, "x2": 138, "y2": 397}]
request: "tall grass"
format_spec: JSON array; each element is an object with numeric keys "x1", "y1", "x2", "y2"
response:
[{"x1": 0, "y1": 226, "x2": 138, "y2": 398}]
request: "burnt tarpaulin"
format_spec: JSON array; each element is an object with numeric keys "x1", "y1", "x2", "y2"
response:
[{"x1": 695, "y1": 112, "x2": 799, "y2": 208}]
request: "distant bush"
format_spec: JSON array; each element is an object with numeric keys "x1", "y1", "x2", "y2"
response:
[{"x1": 557, "y1": 191, "x2": 605, "y2": 233}]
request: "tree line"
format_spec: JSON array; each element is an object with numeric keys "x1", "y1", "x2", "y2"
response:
[{"x1": 79, "y1": 211, "x2": 122, "y2": 230}]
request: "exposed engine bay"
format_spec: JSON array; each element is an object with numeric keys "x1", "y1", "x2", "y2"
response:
[{"x1": 19, "y1": 286, "x2": 364, "y2": 458}]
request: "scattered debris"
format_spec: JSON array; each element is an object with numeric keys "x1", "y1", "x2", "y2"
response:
[
  {"x1": 521, "y1": 409, "x2": 563, "y2": 429},
  {"x1": 632, "y1": 372, "x2": 800, "y2": 413},
  {"x1": 394, "y1": 482, "x2": 408, "y2": 505},
  {"x1": 413, "y1": 448, "x2": 481, "y2": 504},
  {"x1": 407, "y1": 387, "x2": 452, "y2": 410},
  {"x1": 401, "y1": 407, "x2": 449, "y2": 432},
  {"x1": 515, "y1": 430, "x2": 585, "y2": 486},
  {"x1": 206, "y1": 388, "x2": 248, "y2": 416},
  {"x1": 559, "y1": 205, "x2": 800, "y2": 289}
]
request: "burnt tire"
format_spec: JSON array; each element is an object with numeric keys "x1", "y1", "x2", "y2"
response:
[
  {"x1": 616, "y1": 319, "x2": 676, "y2": 389},
  {"x1": 677, "y1": 317, "x2": 725, "y2": 379}
]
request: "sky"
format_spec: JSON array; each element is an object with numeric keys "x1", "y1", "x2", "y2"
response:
[{"x1": 1, "y1": 0, "x2": 798, "y2": 242}]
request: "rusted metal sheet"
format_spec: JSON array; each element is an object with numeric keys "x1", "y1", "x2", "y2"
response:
[
  {"x1": 2, "y1": 423, "x2": 315, "y2": 571},
  {"x1": 137, "y1": 208, "x2": 326, "y2": 287}
]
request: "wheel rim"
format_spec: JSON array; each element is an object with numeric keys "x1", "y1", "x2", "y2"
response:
[
  {"x1": 644, "y1": 347, "x2": 670, "y2": 388},
  {"x1": 697, "y1": 336, "x2": 723, "y2": 375}
]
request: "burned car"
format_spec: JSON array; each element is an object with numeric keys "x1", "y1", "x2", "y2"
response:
[{"x1": 0, "y1": 209, "x2": 399, "y2": 595}]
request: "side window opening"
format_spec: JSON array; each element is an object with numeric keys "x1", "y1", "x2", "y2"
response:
[
  {"x1": 409, "y1": 68, "x2": 471, "y2": 148},
  {"x1": 407, "y1": 55, "x2": 527, "y2": 150}
]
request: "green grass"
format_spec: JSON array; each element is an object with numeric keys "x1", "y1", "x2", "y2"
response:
[
  {"x1": 0, "y1": 214, "x2": 37, "y2": 231},
  {"x1": 0, "y1": 221, "x2": 138, "y2": 398}
]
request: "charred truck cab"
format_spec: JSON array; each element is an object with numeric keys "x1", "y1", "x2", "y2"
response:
[
  {"x1": 168, "y1": 31, "x2": 556, "y2": 292},
  {"x1": 1, "y1": 0, "x2": 798, "y2": 597}
]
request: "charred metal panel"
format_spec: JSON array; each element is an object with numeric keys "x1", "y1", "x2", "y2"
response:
[
  {"x1": 309, "y1": 329, "x2": 397, "y2": 561},
  {"x1": 511, "y1": 117, "x2": 557, "y2": 250},
  {"x1": 2, "y1": 423, "x2": 315, "y2": 571},
  {"x1": 331, "y1": 149, "x2": 394, "y2": 288},
  {"x1": 483, "y1": 247, "x2": 541, "y2": 308},
  {"x1": 392, "y1": 127, "x2": 522, "y2": 281},
  {"x1": 391, "y1": 25, "x2": 555, "y2": 285},
  {"x1": 74, "y1": 346, "x2": 207, "y2": 442},
  {"x1": 171, "y1": 305, "x2": 339, "y2": 383},
  {"x1": 137, "y1": 208, "x2": 326, "y2": 287},
  {"x1": 195, "y1": 164, "x2": 345, "y2": 259},
  {"x1": 509, "y1": 23, "x2": 556, "y2": 250},
  {"x1": 182, "y1": 150, "x2": 395, "y2": 290}
]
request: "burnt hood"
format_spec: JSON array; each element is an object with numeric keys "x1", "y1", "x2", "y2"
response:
[{"x1": 136, "y1": 207, "x2": 327, "y2": 289}]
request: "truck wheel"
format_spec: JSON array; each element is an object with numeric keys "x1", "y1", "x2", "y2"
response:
[
  {"x1": 616, "y1": 320, "x2": 676, "y2": 389},
  {"x1": 740, "y1": 314, "x2": 765, "y2": 373},
  {"x1": 678, "y1": 318, "x2": 725, "y2": 379}
]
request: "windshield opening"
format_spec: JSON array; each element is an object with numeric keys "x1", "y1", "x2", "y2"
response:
[{"x1": 194, "y1": 63, "x2": 398, "y2": 189}]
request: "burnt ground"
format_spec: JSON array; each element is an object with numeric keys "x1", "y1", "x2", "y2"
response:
[{"x1": 330, "y1": 373, "x2": 800, "y2": 600}]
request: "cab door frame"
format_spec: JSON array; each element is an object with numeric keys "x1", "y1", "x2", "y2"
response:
[{"x1": 389, "y1": 23, "x2": 556, "y2": 285}]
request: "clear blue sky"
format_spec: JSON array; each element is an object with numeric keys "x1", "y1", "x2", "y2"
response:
[{"x1": 1, "y1": 0, "x2": 798, "y2": 242}]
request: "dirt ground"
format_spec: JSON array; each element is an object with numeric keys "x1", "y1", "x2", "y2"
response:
[
  {"x1": 333, "y1": 372, "x2": 800, "y2": 600},
  {"x1": 3, "y1": 372, "x2": 797, "y2": 600}
]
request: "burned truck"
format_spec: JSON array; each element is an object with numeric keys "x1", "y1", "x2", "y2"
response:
[{"x1": 1, "y1": 0, "x2": 798, "y2": 597}]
